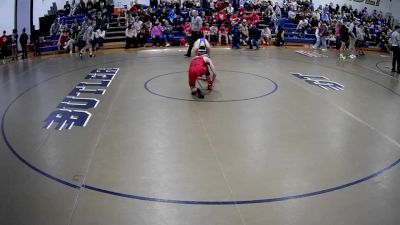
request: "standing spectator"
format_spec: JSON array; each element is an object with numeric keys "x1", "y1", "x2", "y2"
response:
[
  {"x1": 276, "y1": 27, "x2": 284, "y2": 47},
  {"x1": 355, "y1": 24, "x2": 365, "y2": 56},
  {"x1": 11, "y1": 29, "x2": 18, "y2": 60},
  {"x1": 390, "y1": 25, "x2": 400, "y2": 73},
  {"x1": 125, "y1": 24, "x2": 138, "y2": 49},
  {"x1": 0, "y1": 31, "x2": 7, "y2": 63},
  {"x1": 80, "y1": 21, "x2": 95, "y2": 58},
  {"x1": 185, "y1": 10, "x2": 203, "y2": 57},
  {"x1": 339, "y1": 23, "x2": 349, "y2": 60},
  {"x1": 20, "y1": 28, "x2": 29, "y2": 59},
  {"x1": 313, "y1": 21, "x2": 328, "y2": 50},
  {"x1": 64, "y1": 1, "x2": 71, "y2": 16}
]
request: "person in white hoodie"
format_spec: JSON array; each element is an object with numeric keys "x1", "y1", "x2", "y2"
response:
[{"x1": 125, "y1": 23, "x2": 138, "y2": 49}]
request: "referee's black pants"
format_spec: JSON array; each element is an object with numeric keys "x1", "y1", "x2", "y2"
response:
[
  {"x1": 186, "y1": 31, "x2": 201, "y2": 57},
  {"x1": 392, "y1": 46, "x2": 400, "y2": 71}
]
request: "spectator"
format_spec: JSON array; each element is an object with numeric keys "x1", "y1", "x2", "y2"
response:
[
  {"x1": 151, "y1": 21, "x2": 164, "y2": 47},
  {"x1": 248, "y1": 23, "x2": 261, "y2": 49},
  {"x1": 20, "y1": 28, "x2": 29, "y2": 59},
  {"x1": 355, "y1": 24, "x2": 365, "y2": 56},
  {"x1": 64, "y1": 1, "x2": 71, "y2": 16},
  {"x1": 11, "y1": 29, "x2": 18, "y2": 60},
  {"x1": 60, "y1": 20, "x2": 68, "y2": 33},
  {"x1": 80, "y1": 21, "x2": 95, "y2": 58},
  {"x1": 163, "y1": 20, "x2": 173, "y2": 47},
  {"x1": 0, "y1": 31, "x2": 7, "y2": 63},
  {"x1": 50, "y1": 19, "x2": 60, "y2": 37},
  {"x1": 202, "y1": 23, "x2": 211, "y2": 42},
  {"x1": 57, "y1": 30, "x2": 69, "y2": 54},
  {"x1": 210, "y1": 23, "x2": 219, "y2": 46},
  {"x1": 339, "y1": 22, "x2": 349, "y2": 60},
  {"x1": 390, "y1": 25, "x2": 400, "y2": 73},
  {"x1": 239, "y1": 20, "x2": 249, "y2": 45},
  {"x1": 218, "y1": 24, "x2": 229, "y2": 45},
  {"x1": 276, "y1": 27, "x2": 284, "y2": 47},
  {"x1": 313, "y1": 21, "x2": 328, "y2": 50},
  {"x1": 125, "y1": 23, "x2": 138, "y2": 49},
  {"x1": 261, "y1": 26, "x2": 271, "y2": 45},
  {"x1": 95, "y1": 27, "x2": 106, "y2": 48}
]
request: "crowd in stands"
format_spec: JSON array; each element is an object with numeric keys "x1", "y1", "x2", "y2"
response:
[{"x1": 0, "y1": 0, "x2": 398, "y2": 62}]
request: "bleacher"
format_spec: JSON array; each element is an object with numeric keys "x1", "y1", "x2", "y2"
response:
[
  {"x1": 39, "y1": 15, "x2": 84, "y2": 52},
  {"x1": 37, "y1": 6, "x2": 384, "y2": 52}
]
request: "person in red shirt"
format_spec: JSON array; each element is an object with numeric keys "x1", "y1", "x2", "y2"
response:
[
  {"x1": 229, "y1": 13, "x2": 238, "y2": 22},
  {"x1": 0, "y1": 31, "x2": 7, "y2": 61},
  {"x1": 215, "y1": 10, "x2": 227, "y2": 22},
  {"x1": 219, "y1": 24, "x2": 229, "y2": 45},
  {"x1": 188, "y1": 49, "x2": 217, "y2": 99}
]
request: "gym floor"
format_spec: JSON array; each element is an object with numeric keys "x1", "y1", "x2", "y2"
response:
[{"x1": 0, "y1": 47, "x2": 399, "y2": 225}]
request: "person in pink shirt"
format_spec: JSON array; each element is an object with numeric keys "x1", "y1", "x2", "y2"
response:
[{"x1": 151, "y1": 22, "x2": 164, "y2": 47}]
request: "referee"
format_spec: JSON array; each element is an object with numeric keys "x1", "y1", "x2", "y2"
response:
[
  {"x1": 391, "y1": 25, "x2": 400, "y2": 73},
  {"x1": 185, "y1": 10, "x2": 203, "y2": 57}
]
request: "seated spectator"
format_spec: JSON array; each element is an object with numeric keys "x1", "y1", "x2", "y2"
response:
[
  {"x1": 210, "y1": 23, "x2": 218, "y2": 46},
  {"x1": 202, "y1": 23, "x2": 211, "y2": 42},
  {"x1": 57, "y1": 30, "x2": 69, "y2": 53},
  {"x1": 248, "y1": 24, "x2": 261, "y2": 49},
  {"x1": 60, "y1": 20, "x2": 68, "y2": 33},
  {"x1": 261, "y1": 26, "x2": 271, "y2": 45},
  {"x1": 151, "y1": 21, "x2": 164, "y2": 47},
  {"x1": 95, "y1": 27, "x2": 106, "y2": 48},
  {"x1": 239, "y1": 20, "x2": 249, "y2": 45},
  {"x1": 219, "y1": 24, "x2": 229, "y2": 45},
  {"x1": 134, "y1": 17, "x2": 145, "y2": 47},
  {"x1": 163, "y1": 20, "x2": 172, "y2": 47},
  {"x1": 125, "y1": 24, "x2": 138, "y2": 49},
  {"x1": 231, "y1": 21, "x2": 241, "y2": 49},
  {"x1": 50, "y1": 19, "x2": 60, "y2": 38},
  {"x1": 297, "y1": 19, "x2": 309, "y2": 37}
]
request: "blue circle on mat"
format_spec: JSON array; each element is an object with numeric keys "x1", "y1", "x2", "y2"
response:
[
  {"x1": 1, "y1": 64, "x2": 400, "y2": 205},
  {"x1": 144, "y1": 70, "x2": 279, "y2": 102}
]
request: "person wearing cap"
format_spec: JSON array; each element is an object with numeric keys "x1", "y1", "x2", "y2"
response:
[
  {"x1": 390, "y1": 26, "x2": 400, "y2": 73},
  {"x1": 188, "y1": 50, "x2": 217, "y2": 99}
]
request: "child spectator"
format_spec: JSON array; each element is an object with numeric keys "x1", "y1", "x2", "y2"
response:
[{"x1": 151, "y1": 22, "x2": 164, "y2": 47}]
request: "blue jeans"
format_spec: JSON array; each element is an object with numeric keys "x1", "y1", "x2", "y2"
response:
[
  {"x1": 164, "y1": 34, "x2": 171, "y2": 43},
  {"x1": 249, "y1": 38, "x2": 259, "y2": 49}
]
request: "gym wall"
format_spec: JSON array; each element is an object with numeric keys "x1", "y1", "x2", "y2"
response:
[{"x1": 0, "y1": 0, "x2": 16, "y2": 34}]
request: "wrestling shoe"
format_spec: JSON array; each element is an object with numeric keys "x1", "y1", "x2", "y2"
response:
[{"x1": 196, "y1": 88, "x2": 204, "y2": 99}]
